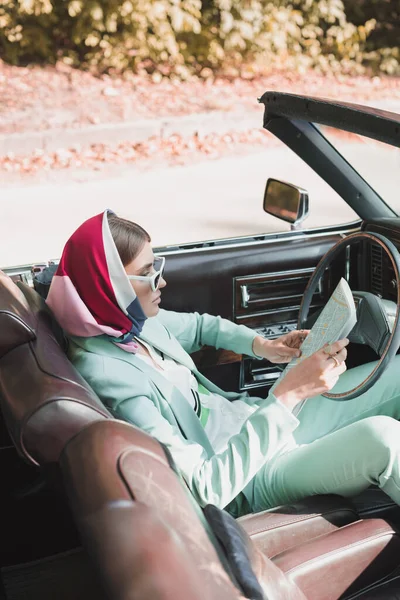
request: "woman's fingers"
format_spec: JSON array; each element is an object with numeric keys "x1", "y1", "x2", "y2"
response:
[
  {"x1": 298, "y1": 329, "x2": 311, "y2": 339},
  {"x1": 331, "y1": 360, "x2": 347, "y2": 375},
  {"x1": 322, "y1": 340, "x2": 348, "y2": 372},
  {"x1": 325, "y1": 346, "x2": 347, "y2": 368},
  {"x1": 328, "y1": 338, "x2": 349, "y2": 354},
  {"x1": 339, "y1": 361, "x2": 347, "y2": 374},
  {"x1": 328, "y1": 362, "x2": 347, "y2": 388},
  {"x1": 275, "y1": 339, "x2": 349, "y2": 408}
]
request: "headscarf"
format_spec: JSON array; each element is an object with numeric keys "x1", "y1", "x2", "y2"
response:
[{"x1": 46, "y1": 210, "x2": 147, "y2": 353}]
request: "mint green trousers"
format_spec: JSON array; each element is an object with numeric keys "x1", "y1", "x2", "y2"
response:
[{"x1": 250, "y1": 356, "x2": 400, "y2": 512}]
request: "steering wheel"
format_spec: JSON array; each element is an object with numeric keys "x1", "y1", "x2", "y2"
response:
[{"x1": 298, "y1": 232, "x2": 400, "y2": 400}]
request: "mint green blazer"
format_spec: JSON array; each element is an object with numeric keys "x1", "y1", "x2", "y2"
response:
[{"x1": 68, "y1": 310, "x2": 298, "y2": 514}]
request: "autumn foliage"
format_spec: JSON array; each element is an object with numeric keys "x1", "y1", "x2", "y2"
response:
[{"x1": 0, "y1": 0, "x2": 399, "y2": 77}]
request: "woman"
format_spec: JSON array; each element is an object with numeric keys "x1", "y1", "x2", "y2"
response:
[{"x1": 47, "y1": 210, "x2": 400, "y2": 517}]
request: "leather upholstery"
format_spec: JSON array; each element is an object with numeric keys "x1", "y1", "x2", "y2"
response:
[
  {"x1": 0, "y1": 311, "x2": 36, "y2": 359},
  {"x1": 250, "y1": 548, "x2": 307, "y2": 600},
  {"x1": 274, "y1": 519, "x2": 400, "y2": 600},
  {"x1": 61, "y1": 420, "x2": 243, "y2": 600},
  {"x1": 88, "y1": 501, "x2": 222, "y2": 600},
  {"x1": 61, "y1": 420, "x2": 400, "y2": 600},
  {"x1": 0, "y1": 273, "x2": 37, "y2": 358},
  {"x1": 238, "y1": 496, "x2": 358, "y2": 558},
  {"x1": 0, "y1": 273, "x2": 110, "y2": 464}
]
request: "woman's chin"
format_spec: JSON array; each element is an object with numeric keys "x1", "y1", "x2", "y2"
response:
[{"x1": 146, "y1": 304, "x2": 161, "y2": 318}]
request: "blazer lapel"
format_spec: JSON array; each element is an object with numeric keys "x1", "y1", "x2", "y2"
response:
[
  {"x1": 131, "y1": 357, "x2": 215, "y2": 458},
  {"x1": 140, "y1": 317, "x2": 195, "y2": 369},
  {"x1": 152, "y1": 375, "x2": 215, "y2": 458},
  {"x1": 72, "y1": 335, "x2": 215, "y2": 457}
]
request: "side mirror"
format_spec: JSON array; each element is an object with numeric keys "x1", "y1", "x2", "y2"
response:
[{"x1": 263, "y1": 178, "x2": 309, "y2": 230}]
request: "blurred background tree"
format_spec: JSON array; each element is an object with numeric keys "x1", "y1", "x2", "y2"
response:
[
  {"x1": 0, "y1": 0, "x2": 398, "y2": 76},
  {"x1": 344, "y1": 0, "x2": 400, "y2": 74}
]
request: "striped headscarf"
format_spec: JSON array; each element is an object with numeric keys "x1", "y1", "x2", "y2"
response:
[{"x1": 46, "y1": 210, "x2": 146, "y2": 353}]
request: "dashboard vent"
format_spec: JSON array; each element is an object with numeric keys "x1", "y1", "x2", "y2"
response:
[{"x1": 370, "y1": 244, "x2": 383, "y2": 296}]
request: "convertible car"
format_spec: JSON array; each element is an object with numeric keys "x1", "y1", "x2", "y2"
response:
[{"x1": 1, "y1": 93, "x2": 400, "y2": 600}]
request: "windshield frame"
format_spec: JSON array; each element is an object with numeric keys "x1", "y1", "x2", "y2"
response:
[{"x1": 314, "y1": 123, "x2": 400, "y2": 216}]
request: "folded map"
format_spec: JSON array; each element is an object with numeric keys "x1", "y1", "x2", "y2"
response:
[{"x1": 271, "y1": 277, "x2": 357, "y2": 390}]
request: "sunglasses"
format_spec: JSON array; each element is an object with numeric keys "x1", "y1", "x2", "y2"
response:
[{"x1": 127, "y1": 256, "x2": 166, "y2": 292}]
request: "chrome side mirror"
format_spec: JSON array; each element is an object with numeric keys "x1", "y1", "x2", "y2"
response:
[{"x1": 263, "y1": 178, "x2": 309, "y2": 230}]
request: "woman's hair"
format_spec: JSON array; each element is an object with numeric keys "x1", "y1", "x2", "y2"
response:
[{"x1": 107, "y1": 213, "x2": 151, "y2": 267}]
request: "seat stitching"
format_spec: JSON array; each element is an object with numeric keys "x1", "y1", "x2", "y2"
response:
[
  {"x1": 19, "y1": 396, "x2": 110, "y2": 464},
  {"x1": 284, "y1": 527, "x2": 393, "y2": 576},
  {"x1": 246, "y1": 509, "x2": 358, "y2": 536}
]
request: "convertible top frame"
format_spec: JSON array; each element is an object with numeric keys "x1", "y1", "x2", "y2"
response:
[{"x1": 259, "y1": 92, "x2": 398, "y2": 220}]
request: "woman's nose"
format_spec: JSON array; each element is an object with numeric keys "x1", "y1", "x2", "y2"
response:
[{"x1": 159, "y1": 276, "x2": 167, "y2": 289}]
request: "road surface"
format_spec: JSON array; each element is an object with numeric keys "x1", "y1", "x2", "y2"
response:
[{"x1": 1, "y1": 141, "x2": 397, "y2": 268}]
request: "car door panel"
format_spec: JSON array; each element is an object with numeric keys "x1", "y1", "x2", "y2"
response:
[
  {"x1": 157, "y1": 228, "x2": 355, "y2": 394},
  {"x1": 159, "y1": 232, "x2": 343, "y2": 318}
]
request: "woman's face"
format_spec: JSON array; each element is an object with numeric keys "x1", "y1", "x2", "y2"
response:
[{"x1": 125, "y1": 241, "x2": 166, "y2": 318}]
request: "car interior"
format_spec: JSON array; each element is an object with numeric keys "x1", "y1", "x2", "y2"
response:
[{"x1": 2, "y1": 94, "x2": 400, "y2": 599}]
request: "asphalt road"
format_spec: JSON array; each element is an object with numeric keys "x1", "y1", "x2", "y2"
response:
[{"x1": 1, "y1": 141, "x2": 398, "y2": 268}]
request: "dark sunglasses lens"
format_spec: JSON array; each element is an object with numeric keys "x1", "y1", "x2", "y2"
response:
[{"x1": 154, "y1": 273, "x2": 160, "y2": 289}]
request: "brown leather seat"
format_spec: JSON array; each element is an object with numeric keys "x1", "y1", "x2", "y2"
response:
[
  {"x1": 238, "y1": 494, "x2": 358, "y2": 559},
  {"x1": 60, "y1": 419, "x2": 400, "y2": 600},
  {"x1": 61, "y1": 419, "x2": 241, "y2": 599},
  {"x1": 0, "y1": 272, "x2": 110, "y2": 464}
]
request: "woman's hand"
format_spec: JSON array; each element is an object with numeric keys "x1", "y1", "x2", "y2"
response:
[
  {"x1": 252, "y1": 330, "x2": 309, "y2": 363},
  {"x1": 274, "y1": 339, "x2": 349, "y2": 412}
]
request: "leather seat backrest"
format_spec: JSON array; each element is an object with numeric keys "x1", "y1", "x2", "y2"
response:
[
  {"x1": 61, "y1": 419, "x2": 246, "y2": 599},
  {"x1": 0, "y1": 272, "x2": 110, "y2": 464},
  {"x1": 61, "y1": 419, "x2": 306, "y2": 600}
]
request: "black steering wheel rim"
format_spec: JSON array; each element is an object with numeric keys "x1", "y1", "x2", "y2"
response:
[{"x1": 298, "y1": 231, "x2": 400, "y2": 401}]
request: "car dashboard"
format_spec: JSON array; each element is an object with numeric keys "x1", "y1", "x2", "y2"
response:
[{"x1": 362, "y1": 218, "x2": 400, "y2": 303}]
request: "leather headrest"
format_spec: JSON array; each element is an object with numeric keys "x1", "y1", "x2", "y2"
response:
[
  {"x1": 0, "y1": 312, "x2": 36, "y2": 359},
  {"x1": 0, "y1": 272, "x2": 37, "y2": 358}
]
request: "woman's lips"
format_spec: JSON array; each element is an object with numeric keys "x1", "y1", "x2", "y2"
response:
[{"x1": 152, "y1": 294, "x2": 161, "y2": 304}]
